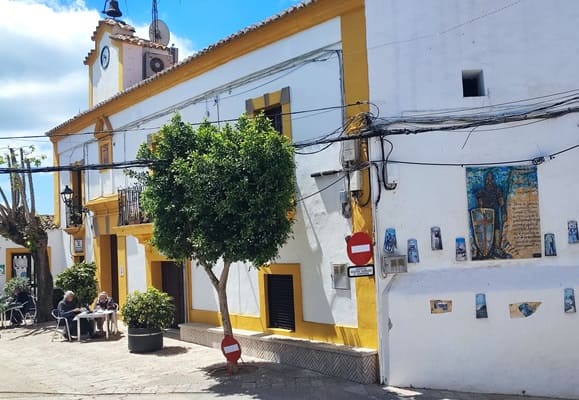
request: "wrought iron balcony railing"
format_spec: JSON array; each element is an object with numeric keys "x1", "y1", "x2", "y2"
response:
[
  {"x1": 118, "y1": 185, "x2": 149, "y2": 226},
  {"x1": 65, "y1": 196, "x2": 84, "y2": 228}
]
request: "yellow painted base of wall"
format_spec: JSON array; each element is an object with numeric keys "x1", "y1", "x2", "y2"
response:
[{"x1": 189, "y1": 308, "x2": 370, "y2": 348}]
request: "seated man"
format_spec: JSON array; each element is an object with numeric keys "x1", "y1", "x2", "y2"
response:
[
  {"x1": 9, "y1": 287, "x2": 30, "y2": 326},
  {"x1": 93, "y1": 291, "x2": 116, "y2": 333},
  {"x1": 57, "y1": 291, "x2": 94, "y2": 338}
]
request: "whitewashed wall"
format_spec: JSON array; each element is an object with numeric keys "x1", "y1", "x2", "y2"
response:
[
  {"x1": 57, "y1": 17, "x2": 358, "y2": 327},
  {"x1": 122, "y1": 43, "x2": 143, "y2": 90},
  {"x1": 366, "y1": 0, "x2": 579, "y2": 397},
  {"x1": 126, "y1": 236, "x2": 146, "y2": 294},
  {"x1": 0, "y1": 233, "x2": 67, "y2": 293},
  {"x1": 91, "y1": 34, "x2": 120, "y2": 106}
]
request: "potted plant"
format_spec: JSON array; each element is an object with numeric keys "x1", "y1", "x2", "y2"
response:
[{"x1": 121, "y1": 287, "x2": 175, "y2": 353}]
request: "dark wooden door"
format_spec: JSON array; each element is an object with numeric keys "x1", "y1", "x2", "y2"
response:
[
  {"x1": 267, "y1": 274, "x2": 295, "y2": 330},
  {"x1": 110, "y1": 235, "x2": 119, "y2": 303},
  {"x1": 161, "y1": 262, "x2": 185, "y2": 328}
]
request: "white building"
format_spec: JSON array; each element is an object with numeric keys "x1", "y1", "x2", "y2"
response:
[
  {"x1": 48, "y1": 0, "x2": 378, "y2": 382},
  {"x1": 0, "y1": 230, "x2": 67, "y2": 295},
  {"x1": 365, "y1": 0, "x2": 579, "y2": 397}
]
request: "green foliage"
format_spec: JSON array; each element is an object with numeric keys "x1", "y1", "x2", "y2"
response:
[
  {"x1": 121, "y1": 287, "x2": 175, "y2": 329},
  {"x1": 3, "y1": 276, "x2": 30, "y2": 297},
  {"x1": 54, "y1": 261, "x2": 98, "y2": 306},
  {"x1": 135, "y1": 113, "x2": 296, "y2": 267}
]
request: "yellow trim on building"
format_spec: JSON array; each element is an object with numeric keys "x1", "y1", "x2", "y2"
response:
[
  {"x1": 246, "y1": 86, "x2": 292, "y2": 139},
  {"x1": 116, "y1": 235, "x2": 128, "y2": 307},
  {"x1": 93, "y1": 235, "x2": 112, "y2": 296},
  {"x1": 6, "y1": 247, "x2": 51, "y2": 275},
  {"x1": 189, "y1": 262, "x2": 370, "y2": 347},
  {"x1": 340, "y1": 7, "x2": 377, "y2": 350},
  {"x1": 48, "y1": 0, "x2": 364, "y2": 141},
  {"x1": 88, "y1": 64, "x2": 94, "y2": 108},
  {"x1": 117, "y1": 41, "x2": 124, "y2": 92}
]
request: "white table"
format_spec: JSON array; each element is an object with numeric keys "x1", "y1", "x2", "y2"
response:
[
  {"x1": 74, "y1": 310, "x2": 116, "y2": 342},
  {"x1": 1, "y1": 304, "x2": 23, "y2": 328}
]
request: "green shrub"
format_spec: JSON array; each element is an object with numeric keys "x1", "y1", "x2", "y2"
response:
[
  {"x1": 121, "y1": 287, "x2": 175, "y2": 329},
  {"x1": 4, "y1": 276, "x2": 31, "y2": 297},
  {"x1": 55, "y1": 261, "x2": 98, "y2": 306}
]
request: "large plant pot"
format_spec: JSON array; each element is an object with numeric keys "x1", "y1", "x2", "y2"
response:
[{"x1": 127, "y1": 327, "x2": 163, "y2": 353}]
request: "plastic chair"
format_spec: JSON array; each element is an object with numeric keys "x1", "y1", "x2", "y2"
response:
[
  {"x1": 23, "y1": 296, "x2": 37, "y2": 325},
  {"x1": 51, "y1": 309, "x2": 71, "y2": 342},
  {"x1": 6, "y1": 305, "x2": 25, "y2": 327},
  {"x1": 109, "y1": 303, "x2": 119, "y2": 334}
]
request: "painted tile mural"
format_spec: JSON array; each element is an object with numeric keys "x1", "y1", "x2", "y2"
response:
[{"x1": 466, "y1": 166, "x2": 541, "y2": 260}]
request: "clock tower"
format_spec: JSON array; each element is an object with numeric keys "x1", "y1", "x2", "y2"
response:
[{"x1": 84, "y1": 17, "x2": 177, "y2": 107}]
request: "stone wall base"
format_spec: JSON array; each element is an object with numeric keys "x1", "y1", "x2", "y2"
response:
[{"x1": 179, "y1": 322, "x2": 378, "y2": 384}]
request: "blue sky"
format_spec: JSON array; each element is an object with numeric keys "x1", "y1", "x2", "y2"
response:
[
  {"x1": 92, "y1": 0, "x2": 302, "y2": 49},
  {"x1": 1, "y1": 0, "x2": 301, "y2": 215}
]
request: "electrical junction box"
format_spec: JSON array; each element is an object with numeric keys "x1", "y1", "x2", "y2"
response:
[
  {"x1": 381, "y1": 255, "x2": 408, "y2": 276},
  {"x1": 350, "y1": 170, "x2": 362, "y2": 192},
  {"x1": 342, "y1": 139, "x2": 359, "y2": 163}
]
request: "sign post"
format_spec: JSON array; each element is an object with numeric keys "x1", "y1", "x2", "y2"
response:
[
  {"x1": 347, "y1": 264, "x2": 375, "y2": 278},
  {"x1": 221, "y1": 335, "x2": 242, "y2": 372},
  {"x1": 346, "y1": 232, "x2": 374, "y2": 266}
]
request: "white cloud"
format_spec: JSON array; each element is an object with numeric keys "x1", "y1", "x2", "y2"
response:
[
  {"x1": 133, "y1": 23, "x2": 196, "y2": 60},
  {"x1": 0, "y1": 1, "x2": 197, "y2": 213},
  {"x1": 0, "y1": 0, "x2": 99, "y2": 213}
]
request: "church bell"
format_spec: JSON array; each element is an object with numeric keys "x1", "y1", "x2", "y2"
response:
[{"x1": 104, "y1": 0, "x2": 122, "y2": 18}]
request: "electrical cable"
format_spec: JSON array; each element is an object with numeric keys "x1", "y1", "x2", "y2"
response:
[
  {"x1": 380, "y1": 137, "x2": 393, "y2": 190},
  {"x1": 354, "y1": 169, "x2": 372, "y2": 208},
  {"x1": 373, "y1": 163, "x2": 382, "y2": 208},
  {"x1": 295, "y1": 174, "x2": 345, "y2": 203}
]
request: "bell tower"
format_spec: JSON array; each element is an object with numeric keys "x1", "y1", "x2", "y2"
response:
[{"x1": 84, "y1": 0, "x2": 178, "y2": 107}]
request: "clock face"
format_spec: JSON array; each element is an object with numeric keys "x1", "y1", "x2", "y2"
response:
[{"x1": 100, "y1": 46, "x2": 110, "y2": 69}]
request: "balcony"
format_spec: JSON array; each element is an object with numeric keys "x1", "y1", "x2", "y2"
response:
[
  {"x1": 118, "y1": 185, "x2": 149, "y2": 226},
  {"x1": 65, "y1": 196, "x2": 83, "y2": 228}
]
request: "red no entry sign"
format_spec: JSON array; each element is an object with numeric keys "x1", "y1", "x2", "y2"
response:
[
  {"x1": 221, "y1": 335, "x2": 242, "y2": 363},
  {"x1": 346, "y1": 232, "x2": 374, "y2": 266}
]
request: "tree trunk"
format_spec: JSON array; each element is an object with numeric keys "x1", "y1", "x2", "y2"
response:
[
  {"x1": 217, "y1": 261, "x2": 233, "y2": 337},
  {"x1": 32, "y1": 239, "x2": 53, "y2": 322},
  {"x1": 202, "y1": 261, "x2": 234, "y2": 337}
]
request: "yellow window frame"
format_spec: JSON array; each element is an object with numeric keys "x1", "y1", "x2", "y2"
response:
[
  {"x1": 95, "y1": 116, "x2": 113, "y2": 172},
  {"x1": 245, "y1": 86, "x2": 292, "y2": 139}
]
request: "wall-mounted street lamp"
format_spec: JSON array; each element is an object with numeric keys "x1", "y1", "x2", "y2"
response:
[
  {"x1": 60, "y1": 185, "x2": 88, "y2": 227},
  {"x1": 60, "y1": 185, "x2": 74, "y2": 207}
]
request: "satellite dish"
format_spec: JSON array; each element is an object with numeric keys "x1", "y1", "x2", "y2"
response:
[{"x1": 149, "y1": 19, "x2": 170, "y2": 46}]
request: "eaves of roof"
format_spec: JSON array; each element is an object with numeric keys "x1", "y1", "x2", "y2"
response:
[{"x1": 46, "y1": 0, "x2": 362, "y2": 138}]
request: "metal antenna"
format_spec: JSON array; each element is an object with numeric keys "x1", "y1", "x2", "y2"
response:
[{"x1": 151, "y1": 0, "x2": 159, "y2": 43}]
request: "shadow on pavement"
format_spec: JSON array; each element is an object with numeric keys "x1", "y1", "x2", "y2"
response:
[
  {"x1": 139, "y1": 345, "x2": 190, "y2": 356},
  {"x1": 6, "y1": 324, "x2": 53, "y2": 341},
  {"x1": 200, "y1": 361, "x2": 382, "y2": 400}
]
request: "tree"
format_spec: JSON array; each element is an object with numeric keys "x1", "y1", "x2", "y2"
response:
[
  {"x1": 0, "y1": 147, "x2": 54, "y2": 321},
  {"x1": 135, "y1": 113, "x2": 295, "y2": 341},
  {"x1": 54, "y1": 261, "x2": 98, "y2": 307}
]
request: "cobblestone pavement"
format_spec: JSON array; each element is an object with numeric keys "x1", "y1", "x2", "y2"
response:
[{"x1": 0, "y1": 323, "x2": 563, "y2": 400}]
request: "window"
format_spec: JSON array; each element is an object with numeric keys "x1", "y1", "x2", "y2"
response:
[
  {"x1": 94, "y1": 116, "x2": 113, "y2": 170},
  {"x1": 99, "y1": 137, "x2": 112, "y2": 165},
  {"x1": 266, "y1": 274, "x2": 296, "y2": 330},
  {"x1": 462, "y1": 70, "x2": 485, "y2": 97},
  {"x1": 246, "y1": 87, "x2": 292, "y2": 138},
  {"x1": 263, "y1": 105, "x2": 283, "y2": 135}
]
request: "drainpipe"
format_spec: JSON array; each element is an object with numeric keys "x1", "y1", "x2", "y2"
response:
[{"x1": 370, "y1": 137, "x2": 397, "y2": 385}]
